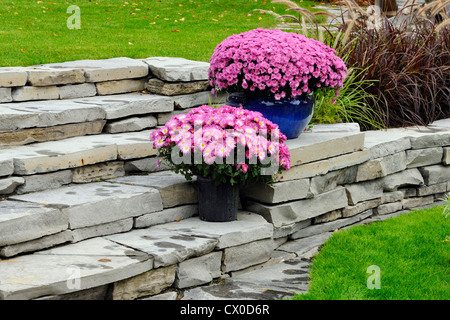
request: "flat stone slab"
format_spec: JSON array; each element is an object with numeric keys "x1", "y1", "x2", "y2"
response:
[
  {"x1": 286, "y1": 132, "x2": 365, "y2": 166},
  {"x1": 38, "y1": 57, "x2": 149, "y2": 82},
  {"x1": 2, "y1": 99, "x2": 106, "y2": 129},
  {"x1": 0, "y1": 120, "x2": 106, "y2": 147},
  {"x1": 152, "y1": 212, "x2": 273, "y2": 249},
  {"x1": 144, "y1": 57, "x2": 209, "y2": 82},
  {"x1": 9, "y1": 181, "x2": 163, "y2": 229},
  {"x1": 246, "y1": 187, "x2": 349, "y2": 228},
  {"x1": 231, "y1": 256, "x2": 311, "y2": 293},
  {"x1": 0, "y1": 200, "x2": 66, "y2": 246},
  {"x1": 0, "y1": 237, "x2": 152, "y2": 300},
  {"x1": 110, "y1": 172, "x2": 197, "y2": 208},
  {"x1": 0, "y1": 105, "x2": 39, "y2": 132},
  {"x1": 0, "y1": 67, "x2": 28, "y2": 87},
  {"x1": 181, "y1": 280, "x2": 294, "y2": 300},
  {"x1": 0, "y1": 135, "x2": 118, "y2": 175},
  {"x1": 106, "y1": 226, "x2": 218, "y2": 268},
  {"x1": 75, "y1": 93, "x2": 174, "y2": 120},
  {"x1": 0, "y1": 130, "x2": 155, "y2": 175}
]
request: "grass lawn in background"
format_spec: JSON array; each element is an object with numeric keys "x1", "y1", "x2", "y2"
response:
[
  {"x1": 293, "y1": 204, "x2": 450, "y2": 300},
  {"x1": 0, "y1": 0, "x2": 318, "y2": 67}
]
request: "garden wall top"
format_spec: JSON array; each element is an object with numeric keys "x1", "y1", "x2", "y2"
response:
[{"x1": 0, "y1": 57, "x2": 210, "y2": 103}]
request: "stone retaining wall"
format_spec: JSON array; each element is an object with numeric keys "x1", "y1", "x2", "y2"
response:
[
  {"x1": 241, "y1": 126, "x2": 450, "y2": 241},
  {"x1": 0, "y1": 57, "x2": 449, "y2": 300}
]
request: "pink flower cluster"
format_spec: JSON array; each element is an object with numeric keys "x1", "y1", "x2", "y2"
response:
[
  {"x1": 150, "y1": 105, "x2": 291, "y2": 173},
  {"x1": 208, "y1": 28, "x2": 347, "y2": 100}
]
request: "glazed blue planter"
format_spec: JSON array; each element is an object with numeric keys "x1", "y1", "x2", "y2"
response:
[{"x1": 227, "y1": 93, "x2": 315, "y2": 139}]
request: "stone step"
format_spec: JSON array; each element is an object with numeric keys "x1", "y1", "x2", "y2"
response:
[
  {"x1": 0, "y1": 170, "x2": 200, "y2": 257},
  {"x1": 0, "y1": 129, "x2": 155, "y2": 179},
  {"x1": 0, "y1": 210, "x2": 273, "y2": 300}
]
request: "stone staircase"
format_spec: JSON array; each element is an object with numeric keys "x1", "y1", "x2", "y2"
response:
[{"x1": 1, "y1": 57, "x2": 449, "y2": 300}]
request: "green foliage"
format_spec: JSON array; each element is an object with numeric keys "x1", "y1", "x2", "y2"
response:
[{"x1": 293, "y1": 206, "x2": 450, "y2": 300}]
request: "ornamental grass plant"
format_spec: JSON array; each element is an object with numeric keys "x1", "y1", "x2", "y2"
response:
[
  {"x1": 262, "y1": 0, "x2": 450, "y2": 129},
  {"x1": 150, "y1": 105, "x2": 291, "y2": 186}
]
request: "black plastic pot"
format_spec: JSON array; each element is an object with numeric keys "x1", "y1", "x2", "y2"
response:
[{"x1": 196, "y1": 176, "x2": 239, "y2": 222}]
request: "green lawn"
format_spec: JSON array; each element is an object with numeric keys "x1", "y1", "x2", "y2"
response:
[
  {"x1": 293, "y1": 205, "x2": 450, "y2": 300},
  {"x1": 0, "y1": 0, "x2": 317, "y2": 67}
]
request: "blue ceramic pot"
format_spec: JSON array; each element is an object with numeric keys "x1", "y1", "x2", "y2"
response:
[{"x1": 226, "y1": 93, "x2": 315, "y2": 139}]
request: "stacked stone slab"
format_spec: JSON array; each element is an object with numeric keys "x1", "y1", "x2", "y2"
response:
[
  {"x1": 1, "y1": 57, "x2": 449, "y2": 300},
  {"x1": 0, "y1": 57, "x2": 224, "y2": 146},
  {"x1": 241, "y1": 124, "x2": 450, "y2": 242}
]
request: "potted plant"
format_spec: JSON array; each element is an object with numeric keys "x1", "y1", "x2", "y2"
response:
[
  {"x1": 208, "y1": 28, "x2": 347, "y2": 139},
  {"x1": 150, "y1": 105, "x2": 291, "y2": 222}
]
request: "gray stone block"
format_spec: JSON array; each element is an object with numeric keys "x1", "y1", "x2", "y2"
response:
[
  {"x1": 419, "y1": 165, "x2": 450, "y2": 185},
  {"x1": 0, "y1": 67, "x2": 28, "y2": 87},
  {"x1": 110, "y1": 172, "x2": 197, "y2": 208},
  {"x1": 12, "y1": 86, "x2": 59, "y2": 102},
  {"x1": 96, "y1": 78, "x2": 146, "y2": 95},
  {"x1": 0, "y1": 88, "x2": 12, "y2": 102},
  {"x1": 345, "y1": 180, "x2": 383, "y2": 205},
  {"x1": 401, "y1": 196, "x2": 434, "y2": 209},
  {"x1": 0, "y1": 200, "x2": 67, "y2": 246},
  {"x1": 16, "y1": 170, "x2": 72, "y2": 194},
  {"x1": 444, "y1": 148, "x2": 450, "y2": 165},
  {"x1": 111, "y1": 265, "x2": 176, "y2": 300},
  {"x1": 106, "y1": 227, "x2": 217, "y2": 268},
  {"x1": 222, "y1": 239, "x2": 273, "y2": 273},
  {"x1": 0, "y1": 230, "x2": 73, "y2": 258},
  {"x1": 240, "y1": 179, "x2": 310, "y2": 204},
  {"x1": 356, "y1": 151, "x2": 406, "y2": 182},
  {"x1": 27, "y1": 67, "x2": 85, "y2": 86},
  {"x1": 134, "y1": 204, "x2": 198, "y2": 228},
  {"x1": 375, "y1": 202, "x2": 403, "y2": 215},
  {"x1": 71, "y1": 218, "x2": 133, "y2": 243},
  {"x1": 406, "y1": 147, "x2": 443, "y2": 168},
  {"x1": 278, "y1": 232, "x2": 332, "y2": 257},
  {"x1": 4, "y1": 99, "x2": 106, "y2": 129},
  {"x1": 363, "y1": 130, "x2": 412, "y2": 158},
  {"x1": 143, "y1": 57, "x2": 209, "y2": 82},
  {"x1": 0, "y1": 120, "x2": 106, "y2": 147},
  {"x1": 246, "y1": 187, "x2": 348, "y2": 228},
  {"x1": 72, "y1": 162, "x2": 125, "y2": 183},
  {"x1": 0, "y1": 105, "x2": 40, "y2": 132},
  {"x1": 342, "y1": 198, "x2": 382, "y2": 218},
  {"x1": 104, "y1": 115, "x2": 157, "y2": 133},
  {"x1": 286, "y1": 132, "x2": 365, "y2": 167},
  {"x1": 0, "y1": 135, "x2": 117, "y2": 175},
  {"x1": 290, "y1": 209, "x2": 372, "y2": 239},
  {"x1": 417, "y1": 183, "x2": 448, "y2": 196},
  {"x1": 173, "y1": 91, "x2": 226, "y2": 109},
  {"x1": 0, "y1": 237, "x2": 152, "y2": 300},
  {"x1": 0, "y1": 177, "x2": 24, "y2": 194},
  {"x1": 76, "y1": 93, "x2": 174, "y2": 120},
  {"x1": 41, "y1": 57, "x2": 149, "y2": 82},
  {"x1": 381, "y1": 168, "x2": 424, "y2": 191},
  {"x1": 151, "y1": 212, "x2": 273, "y2": 249},
  {"x1": 147, "y1": 78, "x2": 210, "y2": 96},
  {"x1": 10, "y1": 182, "x2": 163, "y2": 229},
  {"x1": 59, "y1": 83, "x2": 97, "y2": 99},
  {"x1": 175, "y1": 252, "x2": 222, "y2": 288},
  {"x1": 310, "y1": 166, "x2": 357, "y2": 195}
]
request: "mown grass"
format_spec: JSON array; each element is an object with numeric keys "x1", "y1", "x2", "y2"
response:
[
  {"x1": 293, "y1": 205, "x2": 450, "y2": 300},
  {"x1": 0, "y1": 0, "x2": 318, "y2": 67}
]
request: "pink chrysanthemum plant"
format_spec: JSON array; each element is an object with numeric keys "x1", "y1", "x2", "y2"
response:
[
  {"x1": 150, "y1": 105, "x2": 291, "y2": 186},
  {"x1": 208, "y1": 28, "x2": 347, "y2": 102}
]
